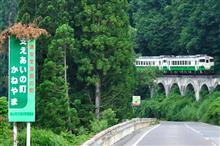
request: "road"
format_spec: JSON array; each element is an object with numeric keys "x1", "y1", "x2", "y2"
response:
[{"x1": 114, "y1": 121, "x2": 220, "y2": 146}]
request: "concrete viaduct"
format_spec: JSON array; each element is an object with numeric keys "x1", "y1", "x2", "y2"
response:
[{"x1": 153, "y1": 75, "x2": 220, "y2": 100}]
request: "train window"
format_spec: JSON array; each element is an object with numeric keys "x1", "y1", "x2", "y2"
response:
[
  {"x1": 210, "y1": 59, "x2": 214, "y2": 62},
  {"x1": 189, "y1": 61, "x2": 191, "y2": 65},
  {"x1": 153, "y1": 62, "x2": 155, "y2": 65},
  {"x1": 163, "y1": 60, "x2": 167, "y2": 63},
  {"x1": 185, "y1": 61, "x2": 187, "y2": 65},
  {"x1": 206, "y1": 60, "x2": 209, "y2": 63},
  {"x1": 136, "y1": 61, "x2": 139, "y2": 65},
  {"x1": 199, "y1": 59, "x2": 205, "y2": 62},
  {"x1": 159, "y1": 61, "x2": 161, "y2": 65}
]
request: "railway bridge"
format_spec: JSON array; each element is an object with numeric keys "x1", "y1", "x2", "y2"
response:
[{"x1": 154, "y1": 75, "x2": 220, "y2": 100}]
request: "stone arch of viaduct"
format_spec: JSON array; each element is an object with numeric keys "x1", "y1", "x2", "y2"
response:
[{"x1": 154, "y1": 75, "x2": 220, "y2": 101}]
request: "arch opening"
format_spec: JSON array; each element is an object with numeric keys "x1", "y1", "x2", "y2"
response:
[
  {"x1": 157, "y1": 83, "x2": 166, "y2": 96},
  {"x1": 170, "y1": 83, "x2": 181, "y2": 95},
  {"x1": 200, "y1": 84, "x2": 209, "y2": 99},
  {"x1": 185, "y1": 83, "x2": 195, "y2": 99},
  {"x1": 214, "y1": 85, "x2": 220, "y2": 92}
]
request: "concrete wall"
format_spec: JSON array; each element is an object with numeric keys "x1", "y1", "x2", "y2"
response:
[{"x1": 81, "y1": 118, "x2": 156, "y2": 146}]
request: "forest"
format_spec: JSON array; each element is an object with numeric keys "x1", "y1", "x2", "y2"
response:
[{"x1": 0, "y1": 0, "x2": 220, "y2": 145}]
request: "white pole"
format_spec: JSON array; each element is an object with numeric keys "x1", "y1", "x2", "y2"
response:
[
  {"x1": 13, "y1": 122, "x2": 18, "y2": 146},
  {"x1": 26, "y1": 122, "x2": 31, "y2": 146}
]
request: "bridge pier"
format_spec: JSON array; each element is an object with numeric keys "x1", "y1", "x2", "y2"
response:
[
  {"x1": 165, "y1": 85, "x2": 170, "y2": 97},
  {"x1": 150, "y1": 87, "x2": 154, "y2": 98},
  {"x1": 195, "y1": 89, "x2": 200, "y2": 101}
]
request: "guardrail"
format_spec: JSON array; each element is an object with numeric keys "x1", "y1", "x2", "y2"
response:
[{"x1": 81, "y1": 118, "x2": 157, "y2": 146}]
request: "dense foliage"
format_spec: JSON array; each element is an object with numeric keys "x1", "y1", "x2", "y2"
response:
[{"x1": 136, "y1": 91, "x2": 220, "y2": 125}]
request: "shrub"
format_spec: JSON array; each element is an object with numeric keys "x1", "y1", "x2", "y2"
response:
[
  {"x1": 201, "y1": 96, "x2": 220, "y2": 125},
  {"x1": 139, "y1": 99, "x2": 161, "y2": 118},
  {"x1": 0, "y1": 97, "x2": 12, "y2": 145},
  {"x1": 101, "y1": 108, "x2": 118, "y2": 126},
  {"x1": 89, "y1": 119, "x2": 108, "y2": 134},
  {"x1": 61, "y1": 131, "x2": 91, "y2": 146},
  {"x1": 18, "y1": 128, "x2": 70, "y2": 146},
  {"x1": 177, "y1": 103, "x2": 198, "y2": 121}
]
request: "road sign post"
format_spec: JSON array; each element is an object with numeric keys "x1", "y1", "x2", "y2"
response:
[{"x1": 8, "y1": 36, "x2": 36, "y2": 146}]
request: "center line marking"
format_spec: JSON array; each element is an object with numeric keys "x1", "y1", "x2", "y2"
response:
[{"x1": 132, "y1": 124, "x2": 161, "y2": 146}]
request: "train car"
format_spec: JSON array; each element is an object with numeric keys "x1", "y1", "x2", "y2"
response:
[{"x1": 135, "y1": 55, "x2": 214, "y2": 74}]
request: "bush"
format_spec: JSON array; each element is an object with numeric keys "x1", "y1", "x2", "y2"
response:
[
  {"x1": 197, "y1": 92, "x2": 220, "y2": 120},
  {"x1": 61, "y1": 131, "x2": 91, "y2": 146},
  {"x1": 176, "y1": 103, "x2": 198, "y2": 121},
  {"x1": 201, "y1": 96, "x2": 220, "y2": 125},
  {"x1": 159, "y1": 94, "x2": 192, "y2": 121},
  {"x1": 18, "y1": 128, "x2": 70, "y2": 146},
  {"x1": 138, "y1": 99, "x2": 161, "y2": 118},
  {"x1": 139, "y1": 91, "x2": 220, "y2": 126},
  {"x1": 101, "y1": 108, "x2": 118, "y2": 126},
  {"x1": 0, "y1": 97, "x2": 12, "y2": 145},
  {"x1": 90, "y1": 119, "x2": 108, "y2": 134}
]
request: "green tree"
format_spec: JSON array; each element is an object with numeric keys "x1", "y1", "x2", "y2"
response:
[
  {"x1": 74, "y1": 0, "x2": 134, "y2": 119},
  {"x1": 0, "y1": 0, "x2": 19, "y2": 30},
  {"x1": 37, "y1": 24, "x2": 78, "y2": 133}
]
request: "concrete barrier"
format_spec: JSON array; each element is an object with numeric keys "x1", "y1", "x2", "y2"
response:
[{"x1": 81, "y1": 118, "x2": 156, "y2": 146}]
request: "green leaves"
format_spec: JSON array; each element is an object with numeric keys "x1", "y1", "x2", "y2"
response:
[
  {"x1": 37, "y1": 24, "x2": 78, "y2": 133},
  {"x1": 130, "y1": 0, "x2": 220, "y2": 58}
]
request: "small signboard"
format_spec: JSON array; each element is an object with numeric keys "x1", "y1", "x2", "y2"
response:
[
  {"x1": 8, "y1": 36, "x2": 36, "y2": 122},
  {"x1": 132, "y1": 96, "x2": 141, "y2": 106}
]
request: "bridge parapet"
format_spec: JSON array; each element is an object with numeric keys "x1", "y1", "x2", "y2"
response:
[
  {"x1": 155, "y1": 75, "x2": 220, "y2": 100},
  {"x1": 81, "y1": 118, "x2": 156, "y2": 146}
]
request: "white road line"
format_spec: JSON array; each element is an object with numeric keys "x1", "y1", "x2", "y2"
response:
[
  {"x1": 185, "y1": 123, "x2": 202, "y2": 135},
  {"x1": 185, "y1": 123, "x2": 219, "y2": 146},
  {"x1": 131, "y1": 124, "x2": 161, "y2": 146}
]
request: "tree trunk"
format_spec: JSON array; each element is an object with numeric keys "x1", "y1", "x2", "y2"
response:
[
  {"x1": 64, "y1": 45, "x2": 71, "y2": 126},
  {"x1": 95, "y1": 78, "x2": 101, "y2": 119}
]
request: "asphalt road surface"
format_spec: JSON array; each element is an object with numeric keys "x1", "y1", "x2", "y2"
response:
[{"x1": 114, "y1": 121, "x2": 220, "y2": 146}]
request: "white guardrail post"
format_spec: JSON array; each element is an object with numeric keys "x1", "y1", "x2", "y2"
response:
[{"x1": 81, "y1": 118, "x2": 156, "y2": 146}]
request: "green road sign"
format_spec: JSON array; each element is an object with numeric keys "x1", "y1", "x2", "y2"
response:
[{"x1": 8, "y1": 36, "x2": 36, "y2": 122}]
